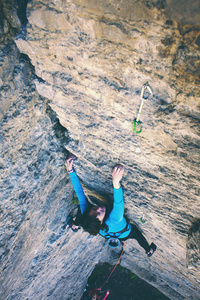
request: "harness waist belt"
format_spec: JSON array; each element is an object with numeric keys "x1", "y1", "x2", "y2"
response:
[{"x1": 100, "y1": 221, "x2": 131, "y2": 240}]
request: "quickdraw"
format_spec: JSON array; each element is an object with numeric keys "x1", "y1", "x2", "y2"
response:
[
  {"x1": 140, "y1": 213, "x2": 146, "y2": 224},
  {"x1": 133, "y1": 82, "x2": 153, "y2": 134}
]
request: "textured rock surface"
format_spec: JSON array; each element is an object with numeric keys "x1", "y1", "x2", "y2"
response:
[{"x1": 1, "y1": 0, "x2": 200, "y2": 299}]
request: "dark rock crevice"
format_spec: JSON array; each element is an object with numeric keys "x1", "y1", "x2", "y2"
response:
[{"x1": 187, "y1": 219, "x2": 200, "y2": 269}]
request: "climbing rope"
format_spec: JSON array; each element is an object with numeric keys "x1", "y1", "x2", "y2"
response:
[
  {"x1": 133, "y1": 82, "x2": 153, "y2": 134},
  {"x1": 97, "y1": 242, "x2": 126, "y2": 292}
]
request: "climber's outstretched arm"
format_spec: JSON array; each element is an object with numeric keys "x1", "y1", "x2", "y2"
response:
[{"x1": 65, "y1": 155, "x2": 88, "y2": 214}]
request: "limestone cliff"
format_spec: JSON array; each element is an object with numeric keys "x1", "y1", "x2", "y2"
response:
[{"x1": 0, "y1": 0, "x2": 200, "y2": 299}]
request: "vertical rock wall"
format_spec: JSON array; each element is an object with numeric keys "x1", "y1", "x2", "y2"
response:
[
  {"x1": 1, "y1": 0, "x2": 200, "y2": 299},
  {"x1": 0, "y1": 2, "x2": 105, "y2": 299}
]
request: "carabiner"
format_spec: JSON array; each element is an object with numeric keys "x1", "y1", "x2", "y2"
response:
[
  {"x1": 140, "y1": 82, "x2": 153, "y2": 103},
  {"x1": 133, "y1": 82, "x2": 153, "y2": 134}
]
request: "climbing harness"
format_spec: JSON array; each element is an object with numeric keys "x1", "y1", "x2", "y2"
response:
[
  {"x1": 100, "y1": 221, "x2": 131, "y2": 248},
  {"x1": 133, "y1": 82, "x2": 153, "y2": 134}
]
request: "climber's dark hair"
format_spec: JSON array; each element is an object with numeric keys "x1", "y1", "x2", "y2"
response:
[
  {"x1": 80, "y1": 210, "x2": 102, "y2": 235},
  {"x1": 80, "y1": 207, "x2": 108, "y2": 235}
]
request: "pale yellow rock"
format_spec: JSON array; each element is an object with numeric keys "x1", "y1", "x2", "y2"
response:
[
  {"x1": 93, "y1": 21, "x2": 103, "y2": 38},
  {"x1": 28, "y1": 7, "x2": 72, "y2": 31},
  {"x1": 141, "y1": 129, "x2": 178, "y2": 153},
  {"x1": 1, "y1": 0, "x2": 198, "y2": 299}
]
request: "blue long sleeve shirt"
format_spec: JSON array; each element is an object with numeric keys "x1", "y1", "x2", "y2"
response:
[{"x1": 70, "y1": 171, "x2": 131, "y2": 239}]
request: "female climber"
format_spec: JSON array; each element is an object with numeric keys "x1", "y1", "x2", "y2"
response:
[{"x1": 66, "y1": 154, "x2": 156, "y2": 257}]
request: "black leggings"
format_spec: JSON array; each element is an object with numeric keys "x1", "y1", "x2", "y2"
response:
[{"x1": 122, "y1": 223, "x2": 151, "y2": 253}]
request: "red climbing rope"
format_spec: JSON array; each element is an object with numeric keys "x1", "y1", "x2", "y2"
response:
[{"x1": 97, "y1": 242, "x2": 126, "y2": 292}]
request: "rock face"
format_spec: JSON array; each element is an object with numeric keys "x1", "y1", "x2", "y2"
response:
[{"x1": 0, "y1": 0, "x2": 200, "y2": 299}]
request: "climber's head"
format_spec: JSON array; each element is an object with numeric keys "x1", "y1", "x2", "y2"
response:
[
  {"x1": 88, "y1": 289, "x2": 99, "y2": 300},
  {"x1": 89, "y1": 206, "x2": 106, "y2": 222},
  {"x1": 80, "y1": 205, "x2": 106, "y2": 235}
]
